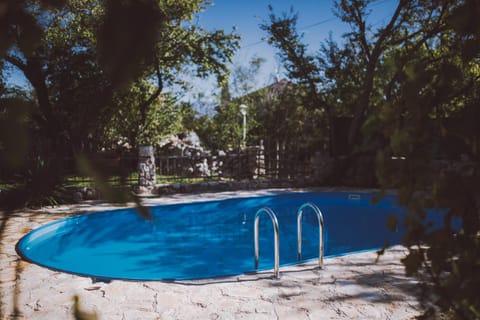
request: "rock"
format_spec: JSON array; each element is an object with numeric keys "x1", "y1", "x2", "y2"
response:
[
  {"x1": 85, "y1": 188, "x2": 97, "y2": 200},
  {"x1": 138, "y1": 145, "x2": 156, "y2": 189},
  {"x1": 72, "y1": 191, "x2": 83, "y2": 203},
  {"x1": 135, "y1": 186, "x2": 150, "y2": 194},
  {"x1": 182, "y1": 184, "x2": 192, "y2": 193}
]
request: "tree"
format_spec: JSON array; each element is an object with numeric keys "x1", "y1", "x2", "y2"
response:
[
  {"x1": 3, "y1": 0, "x2": 239, "y2": 151},
  {"x1": 264, "y1": 0, "x2": 480, "y2": 317},
  {"x1": 262, "y1": 1, "x2": 455, "y2": 157},
  {"x1": 230, "y1": 55, "x2": 266, "y2": 97},
  {"x1": 102, "y1": 83, "x2": 190, "y2": 150},
  {"x1": 372, "y1": 1, "x2": 480, "y2": 317},
  {"x1": 194, "y1": 56, "x2": 266, "y2": 151},
  {"x1": 0, "y1": 0, "x2": 239, "y2": 206},
  {"x1": 261, "y1": 7, "x2": 355, "y2": 157},
  {"x1": 195, "y1": 83, "x2": 242, "y2": 151}
]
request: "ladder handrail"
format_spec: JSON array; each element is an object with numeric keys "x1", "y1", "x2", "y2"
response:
[
  {"x1": 297, "y1": 202, "x2": 324, "y2": 268},
  {"x1": 254, "y1": 207, "x2": 280, "y2": 279}
]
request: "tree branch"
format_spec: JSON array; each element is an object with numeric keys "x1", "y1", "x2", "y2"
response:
[
  {"x1": 352, "y1": 4, "x2": 371, "y2": 60},
  {"x1": 347, "y1": 0, "x2": 410, "y2": 148},
  {"x1": 6, "y1": 55, "x2": 53, "y2": 122},
  {"x1": 371, "y1": 0, "x2": 407, "y2": 61},
  {"x1": 139, "y1": 53, "x2": 163, "y2": 125},
  {"x1": 385, "y1": 4, "x2": 452, "y2": 101},
  {"x1": 4, "y1": 55, "x2": 27, "y2": 72}
]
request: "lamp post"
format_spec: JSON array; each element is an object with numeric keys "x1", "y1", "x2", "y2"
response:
[{"x1": 239, "y1": 104, "x2": 248, "y2": 148}]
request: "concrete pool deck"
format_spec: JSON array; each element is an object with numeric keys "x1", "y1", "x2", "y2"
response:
[{"x1": 1, "y1": 189, "x2": 422, "y2": 319}]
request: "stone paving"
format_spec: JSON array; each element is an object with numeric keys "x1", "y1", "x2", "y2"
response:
[{"x1": 1, "y1": 189, "x2": 422, "y2": 319}]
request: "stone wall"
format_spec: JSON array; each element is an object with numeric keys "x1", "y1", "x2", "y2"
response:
[{"x1": 137, "y1": 145, "x2": 156, "y2": 193}]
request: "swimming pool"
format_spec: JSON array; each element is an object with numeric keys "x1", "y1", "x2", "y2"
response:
[{"x1": 17, "y1": 191, "x2": 409, "y2": 281}]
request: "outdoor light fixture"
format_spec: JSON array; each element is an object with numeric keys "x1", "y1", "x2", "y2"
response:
[{"x1": 239, "y1": 104, "x2": 248, "y2": 148}]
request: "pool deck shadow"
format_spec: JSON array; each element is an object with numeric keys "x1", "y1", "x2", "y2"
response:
[{"x1": 1, "y1": 189, "x2": 422, "y2": 320}]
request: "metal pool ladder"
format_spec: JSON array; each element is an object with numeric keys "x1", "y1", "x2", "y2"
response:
[
  {"x1": 297, "y1": 202, "x2": 324, "y2": 268},
  {"x1": 254, "y1": 207, "x2": 280, "y2": 279}
]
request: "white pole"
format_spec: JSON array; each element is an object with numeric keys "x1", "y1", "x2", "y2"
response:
[
  {"x1": 239, "y1": 104, "x2": 248, "y2": 149},
  {"x1": 242, "y1": 113, "x2": 246, "y2": 147}
]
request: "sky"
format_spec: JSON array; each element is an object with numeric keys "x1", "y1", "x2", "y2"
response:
[{"x1": 189, "y1": 0, "x2": 398, "y2": 112}]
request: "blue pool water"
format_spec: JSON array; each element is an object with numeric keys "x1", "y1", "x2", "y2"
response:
[{"x1": 18, "y1": 191, "x2": 412, "y2": 280}]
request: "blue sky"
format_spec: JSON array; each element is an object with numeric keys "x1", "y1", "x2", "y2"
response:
[
  {"x1": 199, "y1": 0, "x2": 350, "y2": 64},
  {"x1": 189, "y1": 0, "x2": 397, "y2": 111},
  {"x1": 198, "y1": 0, "x2": 398, "y2": 55}
]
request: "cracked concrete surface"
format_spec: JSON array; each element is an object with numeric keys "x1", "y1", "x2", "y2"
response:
[{"x1": 1, "y1": 189, "x2": 421, "y2": 319}]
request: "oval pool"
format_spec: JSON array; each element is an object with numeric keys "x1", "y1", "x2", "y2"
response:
[{"x1": 17, "y1": 191, "x2": 407, "y2": 281}]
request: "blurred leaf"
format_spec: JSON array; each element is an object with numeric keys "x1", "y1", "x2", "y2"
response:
[
  {"x1": 72, "y1": 295, "x2": 98, "y2": 320},
  {"x1": 449, "y1": 0, "x2": 480, "y2": 36},
  {"x1": 97, "y1": 0, "x2": 165, "y2": 87},
  {"x1": 401, "y1": 250, "x2": 423, "y2": 276},
  {"x1": 132, "y1": 196, "x2": 152, "y2": 220},
  {"x1": 75, "y1": 154, "x2": 151, "y2": 220},
  {"x1": 76, "y1": 154, "x2": 128, "y2": 202},
  {"x1": 40, "y1": 0, "x2": 67, "y2": 8},
  {"x1": 386, "y1": 214, "x2": 398, "y2": 232},
  {"x1": 0, "y1": 98, "x2": 31, "y2": 169},
  {"x1": 390, "y1": 128, "x2": 411, "y2": 156},
  {"x1": 371, "y1": 189, "x2": 385, "y2": 204},
  {"x1": 16, "y1": 11, "x2": 43, "y2": 56}
]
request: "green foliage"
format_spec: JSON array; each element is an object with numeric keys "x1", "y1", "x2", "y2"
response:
[
  {"x1": 136, "y1": 95, "x2": 186, "y2": 146},
  {"x1": 0, "y1": 0, "x2": 239, "y2": 211},
  {"x1": 195, "y1": 100, "x2": 242, "y2": 151},
  {"x1": 97, "y1": 0, "x2": 164, "y2": 87},
  {"x1": 195, "y1": 52, "x2": 324, "y2": 159},
  {"x1": 370, "y1": 1, "x2": 480, "y2": 318},
  {"x1": 261, "y1": 6, "x2": 362, "y2": 157},
  {"x1": 0, "y1": 98, "x2": 31, "y2": 169},
  {"x1": 253, "y1": 82, "x2": 323, "y2": 154},
  {"x1": 194, "y1": 57, "x2": 263, "y2": 151},
  {"x1": 261, "y1": 7, "x2": 320, "y2": 87},
  {"x1": 230, "y1": 55, "x2": 266, "y2": 97},
  {"x1": 100, "y1": 81, "x2": 189, "y2": 149},
  {"x1": 152, "y1": 0, "x2": 240, "y2": 87},
  {"x1": 0, "y1": 0, "x2": 65, "y2": 57},
  {"x1": 0, "y1": 94, "x2": 67, "y2": 208},
  {"x1": 263, "y1": 0, "x2": 480, "y2": 318}
]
